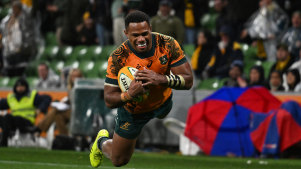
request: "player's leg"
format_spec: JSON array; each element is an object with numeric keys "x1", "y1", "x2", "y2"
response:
[
  {"x1": 89, "y1": 129, "x2": 136, "y2": 168},
  {"x1": 90, "y1": 106, "x2": 149, "y2": 168},
  {"x1": 90, "y1": 129, "x2": 109, "y2": 168},
  {"x1": 101, "y1": 132, "x2": 136, "y2": 167}
]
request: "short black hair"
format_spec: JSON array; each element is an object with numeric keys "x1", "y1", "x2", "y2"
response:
[{"x1": 124, "y1": 10, "x2": 150, "y2": 29}]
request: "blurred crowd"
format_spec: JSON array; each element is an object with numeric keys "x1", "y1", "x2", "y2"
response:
[{"x1": 0, "y1": 0, "x2": 300, "y2": 93}]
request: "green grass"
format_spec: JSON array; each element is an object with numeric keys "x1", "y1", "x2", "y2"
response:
[{"x1": 0, "y1": 147, "x2": 301, "y2": 169}]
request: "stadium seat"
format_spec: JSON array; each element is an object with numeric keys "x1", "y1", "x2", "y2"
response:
[
  {"x1": 94, "y1": 60, "x2": 108, "y2": 78},
  {"x1": 45, "y1": 32, "x2": 57, "y2": 46},
  {"x1": 73, "y1": 46, "x2": 90, "y2": 61},
  {"x1": 0, "y1": 77, "x2": 10, "y2": 88},
  {"x1": 27, "y1": 77, "x2": 39, "y2": 88},
  {"x1": 241, "y1": 44, "x2": 257, "y2": 62},
  {"x1": 262, "y1": 61, "x2": 274, "y2": 79},
  {"x1": 201, "y1": 13, "x2": 218, "y2": 33},
  {"x1": 50, "y1": 60, "x2": 65, "y2": 74},
  {"x1": 87, "y1": 45, "x2": 102, "y2": 61},
  {"x1": 60, "y1": 46, "x2": 74, "y2": 61},
  {"x1": 79, "y1": 60, "x2": 97, "y2": 77},
  {"x1": 183, "y1": 44, "x2": 195, "y2": 58},
  {"x1": 198, "y1": 78, "x2": 225, "y2": 90},
  {"x1": 97, "y1": 45, "x2": 116, "y2": 61},
  {"x1": 65, "y1": 60, "x2": 80, "y2": 69},
  {"x1": 8, "y1": 77, "x2": 18, "y2": 87},
  {"x1": 40, "y1": 45, "x2": 60, "y2": 61}
]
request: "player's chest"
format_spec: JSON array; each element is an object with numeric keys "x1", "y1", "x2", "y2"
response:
[{"x1": 125, "y1": 53, "x2": 169, "y2": 73}]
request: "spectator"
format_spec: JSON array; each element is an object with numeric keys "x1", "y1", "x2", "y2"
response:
[
  {"x1": 0, "y1": 0, "x2": 37, "y2": 77},
  {"x1": 191, "y1": 30, "x2": 215, "y2": 79},
  {"x1": 268, "y1": 43, "x2": 295, "y2": 76},
  {"x1": 177, "y1": 0, "x2": 209, "y2": 44},
  {"x1": 44, "y1": 0, "x2": 67, "y2": 46},
  {"x1": 60, "y1": 0, "x2": 90, "y2": 46},
  {"x1": 90, "y1": 0, "x2": 112, "y2": 46},
  {"x1": 204, "y1": 25, "x2": 244, "y2": 78},
  {"x1": 283, "y1": 69, "x2": 301, "y2": 92},
  {"x1": 281, "y1": 11, "x2": 301, "y2": 59},
  {"x1": 36, "y1": 63, "x2": 60, "y2": 89},
  {"x1": 248, "y1": 65, "x2": 266, "y2": 87},
  {"x1": 0, "y1": 78, "x2": 51, "y2": 146},
  {"x1": 37, "y1": 68, "x2": 83, "y2": 136},
  {"x1": 266, "y1": 70, "x2": 285, "y2": 92},
  {"x1": 111, "y1": 0, "x2": 127, "y2": 46},
  {"x1": 150, "y1": 0, "x2": 185, "y2": 45},
  {"x1": 140, "y1": 0, "x2": 160, "y2": 17},
  {"x1": 223, "y1": 60, "x2": 246, "y2": 87},
  {"x1": 77, "y1": 12, "x2": 97, "y2": 46},
  {"x1": 214, "y1": 0, "x2": 228, "y2": 36},
  {"x1": 242, "y1": 0, "x2": 289, "y2": 61}
]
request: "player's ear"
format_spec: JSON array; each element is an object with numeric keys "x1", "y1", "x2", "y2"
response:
[{"x1": 124, "y1": 29, "x2": 128, "y2": 37}]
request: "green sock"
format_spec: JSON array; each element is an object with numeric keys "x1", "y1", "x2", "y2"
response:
[{"x1": 97, "y1": 137, "x2": 108, "y2": 151}]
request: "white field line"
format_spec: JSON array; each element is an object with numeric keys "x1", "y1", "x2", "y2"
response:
[{"x1": 0, "y1": 160, "x2": 137, "y2": 169}]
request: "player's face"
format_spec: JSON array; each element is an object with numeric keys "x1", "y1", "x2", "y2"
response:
[{"x1": 124, "y1": 21, "x2": 152, "y2": 53}]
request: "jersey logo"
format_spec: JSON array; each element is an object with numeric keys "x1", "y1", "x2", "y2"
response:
[
  {"x1": 120, "y1": 122, "x2": 131, "y2": 130},
  {"x1": 159, "y1": 55, "x2": 168, "y2": 65}
]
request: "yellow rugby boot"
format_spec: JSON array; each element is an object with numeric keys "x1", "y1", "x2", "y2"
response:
[{"x1": 89, "y1": 129, "x2": 109, "y2": 168}]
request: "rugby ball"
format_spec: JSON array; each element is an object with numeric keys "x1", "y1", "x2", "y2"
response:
[
  {"x1": 118, "y1": 66, "x2": 137, "y2": 92},
  {"x1": 117, "y1": 66, "x2": 149, "y2": 102}
]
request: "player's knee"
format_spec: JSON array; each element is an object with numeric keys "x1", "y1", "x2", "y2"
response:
[{"x1": 111, "y1": 156, "x2": 130, "y2": 167}]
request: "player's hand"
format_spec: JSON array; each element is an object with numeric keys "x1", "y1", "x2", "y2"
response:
[
  {"x1": 128, "y1": 80, "x2": 145, "y2": 98},
  {"x1": 135, "y1": 69, "x2": 167, "y2": 87}
]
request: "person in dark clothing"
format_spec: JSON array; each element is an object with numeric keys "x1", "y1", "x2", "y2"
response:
[
  {"x1": 205, "y1": 25, "x2": 244, "y2": 78},
  {"x1": 266, "y1": 70, "x2": 285, "y2": 91},
  {"x1": 90, "y1": 0, "x2": 112, "y2": 46},
  {"x1": 191, "y1": 30, "x2": 215, "y2": 79},
  {"x1": 268, "y1": 43, "x2": 295, "y2": 77},
  {"x1": 60, "y1": 0, "x2": 90, "y2": 46},
  {"x1": 77, "y1": 13, "x2": 97, "y2": 46},
  {"x1": 223, "y1": 60, "x2": 246, "y2": 87},
  {"x1": 172, "y1": 0, "x2": 209, "y2": 44},
  {"x1": 248, "y1": 65, "x2": 266, "y2": 87},
  {"x1": 0, "y1": 78, "x2": 51, "y2": 146}
]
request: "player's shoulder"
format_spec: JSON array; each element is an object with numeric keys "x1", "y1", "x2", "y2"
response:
[
  {"x1": 153, "y1": 32, "x2": 175, "y2": 44},
  {"x1": 153, "y1": 32, "x2": 178, "y2": 50},
  {"x1": 110, "y1": 41, "x2": 130, "y2": 59}
]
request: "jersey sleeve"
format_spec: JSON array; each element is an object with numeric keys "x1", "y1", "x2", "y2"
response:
[
  {"x1": 105, "y1": 56, "x2": 119, "y2": 87},
  {"x1": 169, "y1": 38, "x2": 187, "y2": 67}
]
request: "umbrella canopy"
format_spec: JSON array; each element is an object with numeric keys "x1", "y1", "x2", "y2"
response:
[
  {"x1": 185, "y1": 87, "x2": 281, "y2": 156},
  {"x1": 250, "y1": 101, "x2": 301, "y2": 156}
]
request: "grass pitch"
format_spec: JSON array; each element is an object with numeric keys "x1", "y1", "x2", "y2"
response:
[{"x1": 0, "y1": 147, "x2": 301, "y2": 169}]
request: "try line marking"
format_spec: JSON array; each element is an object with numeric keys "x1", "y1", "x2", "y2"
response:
[{"x1": 0, "y1": 160, "x2": 136, "y2": 169}]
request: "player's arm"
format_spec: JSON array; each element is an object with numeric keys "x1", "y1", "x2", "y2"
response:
[
  {"x1": 135, "y1": 62, "x2": 193, "y2": 90},
  {"x1": 170, "y1": 61, "x2": 193, "y2": 89},
  {"x1": 135, "y1": 37, "x2": 193, "y2": 90},
  {"x1": 104, "y1": 80, "x2": 146, "y2": 109}
]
